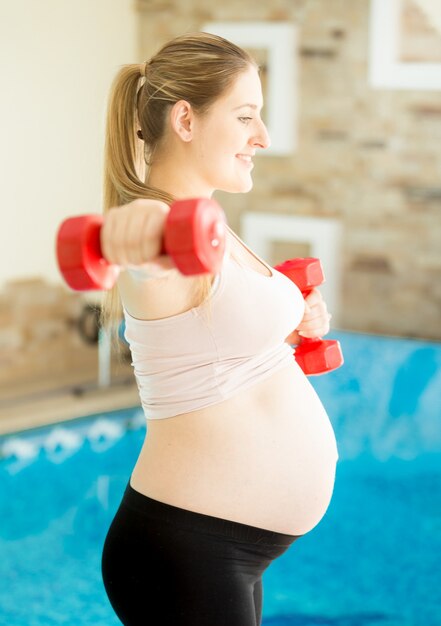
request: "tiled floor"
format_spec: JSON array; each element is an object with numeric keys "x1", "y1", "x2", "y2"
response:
[{"x1": 0, "y1": 379, "x2": 141, "y2": 435}]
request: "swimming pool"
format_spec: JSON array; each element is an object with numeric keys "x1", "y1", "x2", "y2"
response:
[{"x1": 1, "y1": 330, "x2": 440, "y2": 626}]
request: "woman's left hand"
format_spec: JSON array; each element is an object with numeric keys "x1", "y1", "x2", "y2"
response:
[
  {"x1": 298, "y1": 288, "x2": 331, "y2": 338},
  {"x1": 285, "y1": 288, "x2": 331, "y2": 345}
]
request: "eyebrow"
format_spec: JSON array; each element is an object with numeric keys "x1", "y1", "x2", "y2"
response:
[{"x1": 233, "y1": 103, "x2": 260, "y2": 110}]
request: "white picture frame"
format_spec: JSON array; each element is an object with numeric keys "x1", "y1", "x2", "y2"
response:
[
  {"x1": 241, "y1": 212, "x2": 343, "y2": 325},
  {"x1": 369, "y1": 0, "x2": 441, "y2": 90},
  {"x1": 203, "y1": 22, "x2": 297, "y2": 155}
]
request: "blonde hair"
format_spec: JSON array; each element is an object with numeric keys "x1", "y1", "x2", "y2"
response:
[{"x1": 100, "y1": 32, "x2": 257, "y2": 342}]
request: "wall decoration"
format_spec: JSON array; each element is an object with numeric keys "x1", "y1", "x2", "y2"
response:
[
  {"x1": 369, "y1": 0, "x2": 441, "y2": 90},
  {"x1": 203, "y1": 22, "x2": 297, "y2": 155},
  {"x1": 241, "y1": 212, "x2": 343, "y2": 324}
]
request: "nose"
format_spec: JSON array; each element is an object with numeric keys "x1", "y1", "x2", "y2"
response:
[{"x1": 251, "y1": 119, "x2": 271, "y2": 150}]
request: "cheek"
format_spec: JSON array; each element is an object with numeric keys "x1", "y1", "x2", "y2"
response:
[
  {"x1": 200, "y1": 139, "x2": 233, "y2": 171},
  {"x1": 195, "y1": 123, "x2": 245, "y2": 177},
  {"x1": 204, "y1": 122, "x2": 237, "y2": 152},
  {"x1": 198, "y1": 127, "x2": 225, "y2": 161}
]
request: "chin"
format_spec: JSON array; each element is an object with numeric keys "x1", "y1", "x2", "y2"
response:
[
  {"x1": 221, "y1": 177, "x2": 254, "y2": 194},
  {"x1": 239, "y1": 178, "x2": 254, "y2": 193}
]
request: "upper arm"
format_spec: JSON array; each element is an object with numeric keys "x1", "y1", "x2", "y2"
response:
[{"x1": 117, "y1": 265, "x2": 201, "y2": 321}]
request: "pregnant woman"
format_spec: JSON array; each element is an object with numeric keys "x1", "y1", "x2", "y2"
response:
[{"x1": 100, "y1": 32, "x2": 339, "y2": 626}]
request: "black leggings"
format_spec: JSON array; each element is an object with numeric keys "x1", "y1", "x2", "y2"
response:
[{"x1": 101, "y1": 482, "x2": 300, "y2": 625}]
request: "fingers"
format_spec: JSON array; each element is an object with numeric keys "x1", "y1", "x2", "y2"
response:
[
  {"x1": 124, "y1": 208, "x2": 151, "y2": 266},
  {"x1": 101, "y1": 206, "x2": 135, "y2": 266},
  {"x1": 297, "y1": 288, "x2": 332, "y2": 338},
  {"x1": 100, "y1": 200, "x2": 169, "y2": 267}
]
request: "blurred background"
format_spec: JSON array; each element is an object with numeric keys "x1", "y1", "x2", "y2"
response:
[
  {"x1": 0, "y1": 0, "x2": 440, "y2": 424},
  {"x1": 1, "y1": 3, "x2": 440, "y2": 625}
]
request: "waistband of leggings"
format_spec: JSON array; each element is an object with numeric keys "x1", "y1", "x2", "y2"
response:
[{"x1": 121, "y1": 481, "x2": 299, "y2": 547}]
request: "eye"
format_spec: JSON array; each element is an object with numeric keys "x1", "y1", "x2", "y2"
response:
[{"x1": 238, "y1": 116, "x2": 253, "y2": 125}]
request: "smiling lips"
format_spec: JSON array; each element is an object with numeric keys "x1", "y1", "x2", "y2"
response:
[{"x1": 236, "y1": 154, "x2": 254, "y2": 167}]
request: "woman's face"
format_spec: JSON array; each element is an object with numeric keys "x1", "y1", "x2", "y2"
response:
[{"x1": 191, "y1": 65, "x2": 270, "y2": 194}]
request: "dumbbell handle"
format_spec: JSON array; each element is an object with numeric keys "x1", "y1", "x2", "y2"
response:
[{"x1": 274, "y1": 258, "x2": 344, "y2": 375}]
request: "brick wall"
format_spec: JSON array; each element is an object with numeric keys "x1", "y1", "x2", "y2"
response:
[
  {"x1": 0, "y1": 279, "x2": 131, "y2": 400},
  {"x1": 1, "y1": 0, "x2": 439, "y2": 397},
  {"x1": 137, "y1": 0, "x2": 441, "y2": 339}
]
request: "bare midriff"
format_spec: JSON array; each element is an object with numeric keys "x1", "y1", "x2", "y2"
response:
[{"x1": 130, "y1": 359, "x2": 338, "y2": 536}]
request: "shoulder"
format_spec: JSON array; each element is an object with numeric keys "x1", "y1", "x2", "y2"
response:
[{"x1": 117, "y1": 266, "x2": 208, "y2": 321}]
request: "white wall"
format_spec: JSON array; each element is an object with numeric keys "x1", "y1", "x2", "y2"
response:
[{"x1": 0, "y1": 0, "x2": 137, "y2": 289}]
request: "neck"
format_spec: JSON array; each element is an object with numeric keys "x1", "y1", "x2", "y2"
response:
[{"x1": 146, "y1": 152, "x2": 213, "y2": 201}]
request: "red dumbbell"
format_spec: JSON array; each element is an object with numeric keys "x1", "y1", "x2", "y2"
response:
[
  {"x1": 56, "y1": 198, "x2": 227, "y2": 291},
  {"x1": 274, "y1": 258, "x2": 344, "y2": 375}
]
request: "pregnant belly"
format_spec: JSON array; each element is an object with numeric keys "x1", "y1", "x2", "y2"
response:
[
  {"x1": 266, "y1": 410, "x2": 338, "y2": 535},
  {"x1": 229, "y1": 370, "x2": 339, "y2": 535},
  {"x1": 132, "y1": 362, "x2": 339, "y2": 536}
]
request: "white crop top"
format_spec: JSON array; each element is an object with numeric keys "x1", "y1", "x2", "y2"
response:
[{"x1": 123, "y1": 233, "x2": 305, "y2": 419}]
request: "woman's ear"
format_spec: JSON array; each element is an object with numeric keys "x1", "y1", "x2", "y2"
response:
[{"x1": 169, "y1": 100, "x2": 194, "y2": 142}]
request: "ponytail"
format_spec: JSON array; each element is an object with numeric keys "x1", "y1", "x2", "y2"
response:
[
  {"x1": 100, "y1": 60, "x2": 212, "y2": 346},
  {"x1": 103, "y1": 64, "x2": 176, "y2": 208},
  {"x1": 103, "y1": 64, "x2": 147, "y2": 209}
]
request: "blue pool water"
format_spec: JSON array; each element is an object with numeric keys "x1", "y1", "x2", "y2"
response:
[{"x1": 1, "y1": 330, "x2": 440, "y2": 626}]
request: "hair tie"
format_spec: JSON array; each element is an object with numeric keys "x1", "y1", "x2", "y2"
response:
[{"x1": 139, "y1": 61, "x2": 148, "y2": 78}]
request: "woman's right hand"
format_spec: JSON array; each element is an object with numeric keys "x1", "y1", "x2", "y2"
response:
[{"x1": 100, "y1": 199, "x2": 174, "y2": 272}]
